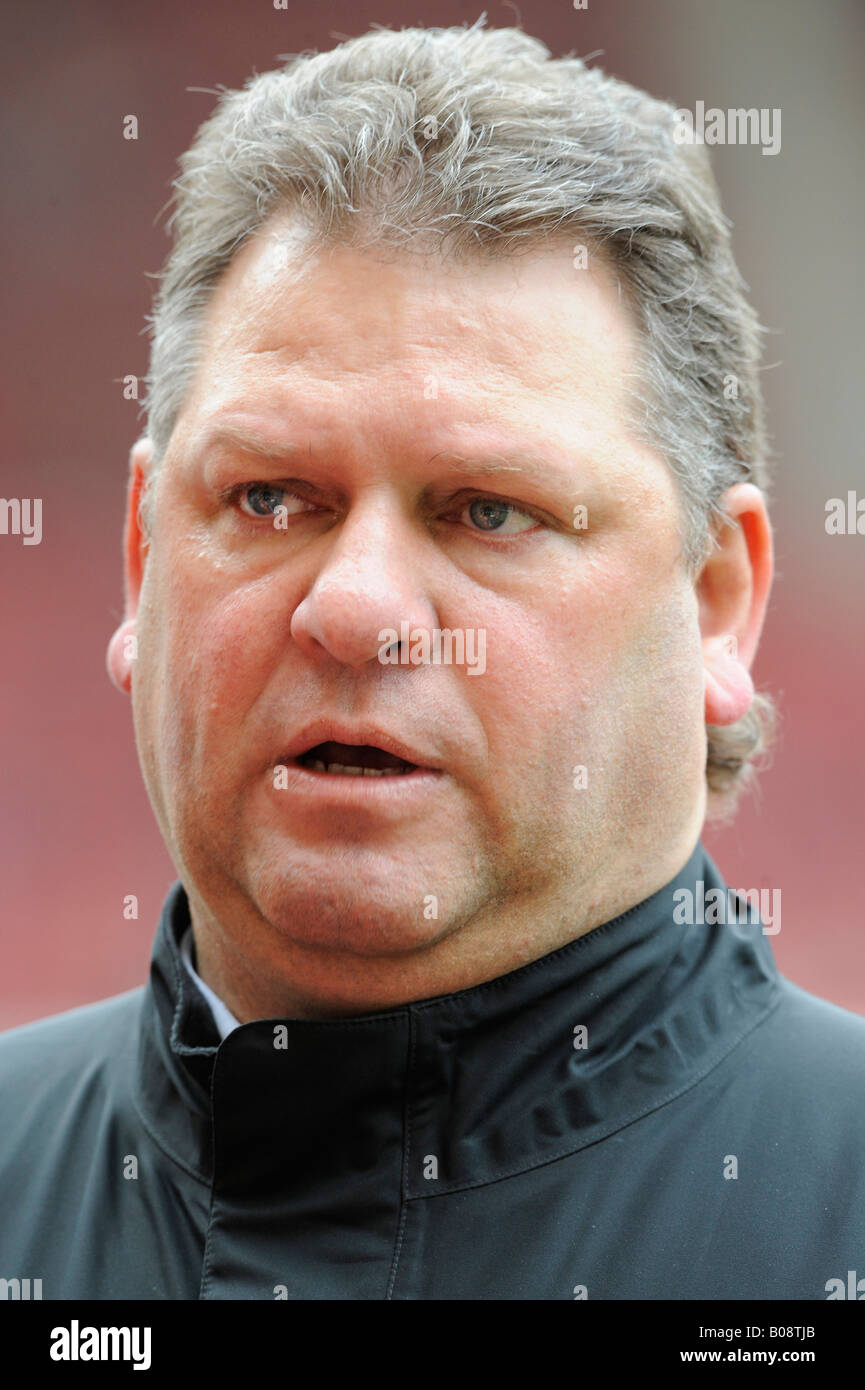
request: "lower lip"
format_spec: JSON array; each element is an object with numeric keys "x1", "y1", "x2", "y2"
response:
[{"x1": 269, "y1": 759, "x2": 445, "y2": 805}]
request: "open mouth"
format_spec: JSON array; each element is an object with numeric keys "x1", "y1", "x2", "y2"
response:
[{"x1": 291, "y1": 740, "x2": 421, "y2": 777}]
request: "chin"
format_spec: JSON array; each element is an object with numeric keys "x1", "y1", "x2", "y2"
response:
[{"x1": 250, "y1": 873, "x2": 460, "y2": 958}]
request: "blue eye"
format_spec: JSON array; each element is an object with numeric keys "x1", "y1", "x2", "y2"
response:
[
  {"x1": 235, "y1": 484, "x2": 317, "y2": 523},
  {"x1": 463, "y1": 498, "x2": 537, "y2": 535},
  {"x1": 239, "y1": 484, "x2": 288, "y2": 518}
]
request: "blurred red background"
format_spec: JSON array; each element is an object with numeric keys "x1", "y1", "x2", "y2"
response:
[{"x1": 1, "y1": 0, "x2": 863, "y2": 1028}]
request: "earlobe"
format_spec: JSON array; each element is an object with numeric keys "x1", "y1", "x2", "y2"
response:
[
  {"x1": 703, "y1": 633, "x2": 754, "y2": 725},
  {"x1": 106, "y1": 619, "x2": 138, "y2": 694}
]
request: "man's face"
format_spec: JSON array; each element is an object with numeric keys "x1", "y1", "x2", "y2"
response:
[{"x1": 129, "y1": 217, "x2": 707, "y2": 964}]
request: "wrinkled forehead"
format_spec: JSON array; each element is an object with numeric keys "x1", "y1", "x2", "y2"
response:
[{"x1": 178, "y1": 210, "x2": 646, "y2": 440}]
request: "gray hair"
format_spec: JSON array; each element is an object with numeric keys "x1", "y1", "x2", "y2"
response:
[{"x1": 143, "y1": 17, "x2": 775, "y2": 803}]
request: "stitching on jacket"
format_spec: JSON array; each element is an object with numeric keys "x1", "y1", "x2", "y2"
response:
[
  {"x1": 404, "y1": 983, "x2": 785, "y2": 1200},
  {"x1": 385, "y1": 1009, "x2": 415, "y2": 1299},
  {"x1": 197, "y1": 1055, "x2": 225, "y2": 1299},
  {"x1": 407, "y1": 884, "x2": 689, "y2": 1015},
  {"x1": 199, "y1": 1199, "x2": 215, "y2": 1300}
]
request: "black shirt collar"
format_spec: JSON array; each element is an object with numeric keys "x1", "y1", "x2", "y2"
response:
[{"x1": 134, "y1": 841, "x2": 781, "y2": 1192}]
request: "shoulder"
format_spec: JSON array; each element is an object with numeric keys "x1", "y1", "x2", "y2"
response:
[
  {"x1": 744, "y1": 975, "x2": 865, "y2": 1107},
  {"x1": 0, "y1": 989, "x2": 145, "y2": 1095},
  {"x1": 770, "y1": 978, "x2": 865, "y2": 1051},
  {"x1": 0, "y1": 990, "x2": 147, "y2": 1198}
]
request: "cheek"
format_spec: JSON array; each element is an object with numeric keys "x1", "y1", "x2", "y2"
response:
[
  {"x1": 491, "y1": 552, "x2": 700, "y2": 793},
  {"x1": 141, "y1": 555, "x2": 291, "y2": 771},
  {"x1": 600, "y1": 576, "x2": 706, "y2": 805},
  {"x1": 464, "y1": 589, "x2": 616, "y2": 796}
]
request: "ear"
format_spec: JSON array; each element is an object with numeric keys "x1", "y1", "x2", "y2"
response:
[
  {"x1": 697, "y1": 483, "x2": 773, "y2": 726},
  {"x1": 106, "y1": 437, "x2": 154, "y2": 695}
]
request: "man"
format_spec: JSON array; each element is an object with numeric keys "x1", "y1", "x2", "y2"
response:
[{"x1": 1, "y1": 19, "x2": 863, "y2": 1302}]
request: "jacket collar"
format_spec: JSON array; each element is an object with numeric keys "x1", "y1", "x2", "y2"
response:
[{"x1": 134, "y1": 841, "x2": 781, "y2": 1193}]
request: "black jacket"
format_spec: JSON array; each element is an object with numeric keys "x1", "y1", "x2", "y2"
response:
[{"x1": 2, "y1": 841, "x2": 864, "y2": 1300}]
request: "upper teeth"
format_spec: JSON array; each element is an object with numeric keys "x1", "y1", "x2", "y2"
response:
[{"x1": 305, "y1": 759, "x2": 408, "y2": 776}]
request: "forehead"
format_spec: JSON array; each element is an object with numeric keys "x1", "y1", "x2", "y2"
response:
[{"x1": 183, "y1": 213, "x2": 640, "y2": 424}]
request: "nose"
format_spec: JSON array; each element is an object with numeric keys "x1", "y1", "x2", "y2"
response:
[{"x1": 290, "y1": 496, "x2": 440, "y2": 669}]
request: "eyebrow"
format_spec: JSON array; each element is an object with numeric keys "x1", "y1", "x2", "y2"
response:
[
  {"x1": 195, "y1": 424, "x2": 306, "y2": 461},
  {"x1": 195, "y1": 425, "x2": 571, "y2": 485},
  {"x1": 427, "y1": 452, "x2": 553, "y2": 479}
]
